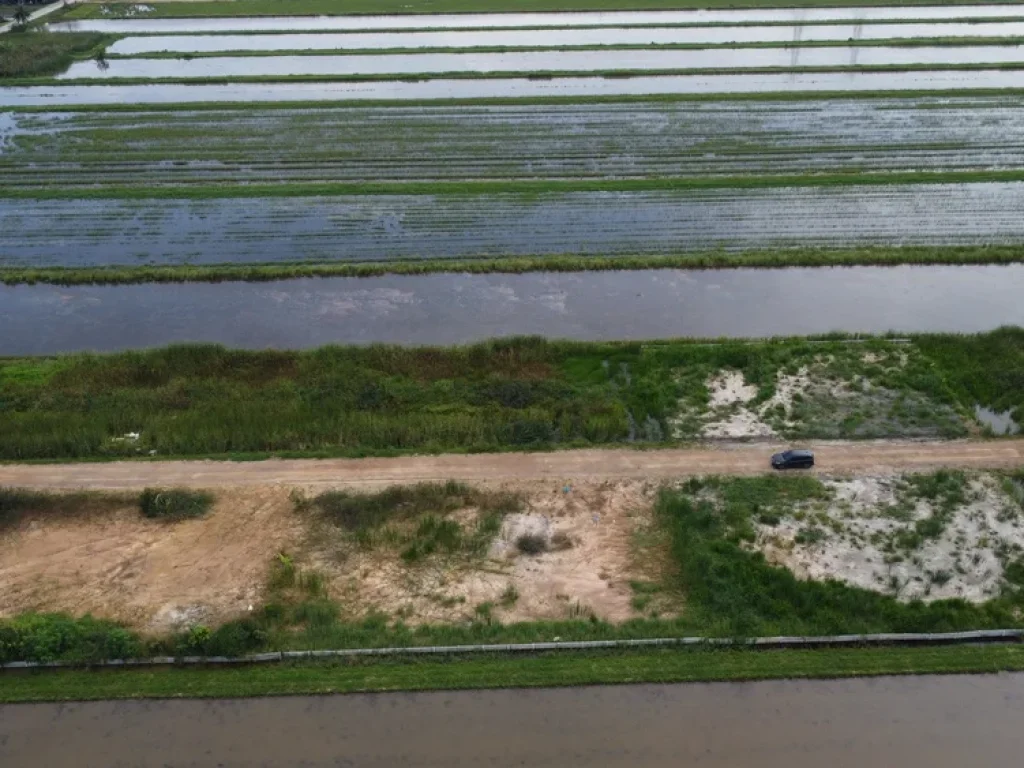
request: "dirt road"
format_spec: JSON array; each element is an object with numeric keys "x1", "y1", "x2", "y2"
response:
[{"x1": 2, "y1": 440, "x2": 1023, "y2": 491}]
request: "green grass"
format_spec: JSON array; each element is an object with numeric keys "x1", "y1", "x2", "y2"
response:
[
  {"x1": 7, "y1": 170, "x2": 1024, "y2": 201},
  {"x1": 139, "y1": 488, "x2": 215, "y2": 520},
  {"x1": 16, "y1": 61, "x2": 1024, "y2": 88},
  {"x1": 2, "y1": 330, "x2": 1017, "y2": 460},
  {"x1": 0, "y1": 32, "x2": 111, "y2": 78},
  {"x1": 3, "y1": 246, "x2": 1024, "y2": 287},
  {"x1": 0, "y1": 487, "x2": 134, "y2": 532},
  {"x1": 4, "y1": 644, "x2": 1024, "y2": 702},
  {"x1": 59, "y1": 0, "x2": 1024, "y2": 20}
]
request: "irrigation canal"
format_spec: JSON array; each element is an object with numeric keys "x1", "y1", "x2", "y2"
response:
[
  {"x1": 1, "y1": 673, "x2": 1022, "y2": 766},
  {"x1": 2, "y1": 264, "x2": 1022, "y2": 354}
]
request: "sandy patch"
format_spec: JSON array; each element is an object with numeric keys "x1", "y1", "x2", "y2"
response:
[
  {"x1": 310, "y1": 481, "x2": 660, "y2": 625},
  {"x1": 707, "y1": 371, "x2": 758, "y2": 408},
  {"x1": 757, "y1": 474, "x2": 1024, "y2": 602},
  {"x1": 0, "y1": 489, "x2": 303, "y2": 632}
]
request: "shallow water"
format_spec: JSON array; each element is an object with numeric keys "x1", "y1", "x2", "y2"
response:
[
  {"x1": 2, "y1": 674, "x2": 1023, "y2": 767},
  {"x1": 58, "y1": 45, "x2": 1024, "y2": 80},
  {"x1": 5, "y1": 185, "x2": 1024, "y2": 268},
  {"x1": 105, "y1": 22, "x2": 1024, "y2": 55},
  {"x1": 3, "y1": 265, "x2": 1023, "y2": 354},
  {"x1": 46, "y1": 6, "x2": 1024, "y2": 33},
  {"x1": 5, "y1": 70, "x2": 1024, "y2": 105},
  {"x1": 975, "y1": 404, "x2": 1022, "y2": 434}
]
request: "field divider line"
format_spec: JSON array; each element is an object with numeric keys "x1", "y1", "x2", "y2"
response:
[{"x1": 3, "y1": 629, "x2": 1021, "y2": 670}]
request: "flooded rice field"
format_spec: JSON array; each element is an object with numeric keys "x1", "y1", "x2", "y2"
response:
[
  {"x1": 5, "y1": 69, "x2": 1024, "y2": 104},
  {"x1": 4, "y1": 184, "x2": 1024, "y2": 267},
  {"x1": 3, "y1": 264, "x2": 1023, "y2": 354},
  {"x1": 3, "y1": 674, "x2": 1023, "y2": 767},
  {"x1": 5, "y1": 97, "x2": 1024, "y2": 186},
  {"x1": 57, "y1": 45, "x2": 1024, "y2": 80},
  {"x1": 46, "y1": 6, "x2": 1024, "y2": 34},
  {"x1": 6, "y1": 97, "x2": 1023, "y2": 188},
  {"x1": 104, "y1": 22, "x2": 1024, "y2": 55}
]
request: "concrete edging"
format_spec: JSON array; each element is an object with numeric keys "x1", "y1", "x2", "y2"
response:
[{"x1": 2, "y1": 629, "x2": 1021, "y2": 670}]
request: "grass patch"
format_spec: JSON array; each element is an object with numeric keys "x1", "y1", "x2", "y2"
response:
[
  {"x1": 0, "y1": 32, "x2": 111, "y2": 78},
  {"x1": 138, "y1": 488, "x2": 214, "y2": 521},
  {"x1": 5, "y1": 644, "x2": 1024, "y2": 703},
  {"x1": 3, "y1": 245, "x2": 1024, "y2": 287},
  {"x1": 301, "y1": 481, "x2": 522, "y2": 562},
  {"x1": 0, "y1": 331, "x2": 1012, "y2": 461},
  {"x1": 0, "y1": 487, "x2": 132, "y2": 531},
  {"x1": 60, "y1": 0, "x2": 1024, "y2": 20}
]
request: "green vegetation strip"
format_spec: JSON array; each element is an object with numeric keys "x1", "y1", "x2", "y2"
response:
[
  {"x1": 105, "y1": 38, "x2": 1024, "y2": 59},
  {"x1": 4, "y1": 645, "x2": 1024, "y2": 702},
  {"x1": 6, "y1": 169, "x2": 1024, "y2": 200},
  {"x1": 1, "y1": 329, "x2": 1022, "y2": 461},
  {"x1": 11, "y1": 89, "x2": 1024, "y2": 113},
  {"x1": 0, "y1": 32, "x2": 113, "y2": 79},
  {"x1": 59, "y1": 0, "x2": 1024, "y2": 21},
  {"x1": 4, "y1": 246, "x2": 1024, "y2": 286},
  {"x1": 17, "y1": 62, "x2": 1024, "y2": 88}
]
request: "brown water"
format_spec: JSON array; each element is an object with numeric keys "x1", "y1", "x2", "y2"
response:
[{"x1": 1, "y1": 674, "x2": 1022, "y2": 766}]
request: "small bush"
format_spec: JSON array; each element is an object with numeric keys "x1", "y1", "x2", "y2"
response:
[
  {"x1": 0, "y1": 613, "x2": 141, "y2": 664},
  {"x1": 516, "y1": 533, "x2": 548, "y2": 555},
  {"x1": 499, "y1": 583, "x2": 520, "y2": 607},
  {"x1": 139, "y1": 488, "x2": 213, "y2": 521}
]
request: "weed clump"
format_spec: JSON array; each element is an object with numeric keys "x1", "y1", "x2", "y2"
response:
[
  {"x1": 516, "y1": 533, "x2": 548, "y2": 555},
  {"x1": 139, "y1": 488, "x2": 214, "y2": 521}
]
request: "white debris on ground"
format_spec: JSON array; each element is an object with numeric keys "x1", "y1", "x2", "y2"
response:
[{"x1": 756, "y1": 474, "x2": 1024, "y2": 602}]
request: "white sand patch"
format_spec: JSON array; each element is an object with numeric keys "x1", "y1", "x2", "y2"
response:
[
  {"x1": 757, "y1": 474, "x2": 1024, "y2": 603},
  {"x1": 707, "y1": 371, "x2": 758, "y2": 407}
]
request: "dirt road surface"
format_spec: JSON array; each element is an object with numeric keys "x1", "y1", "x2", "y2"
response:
[{"x1": 2, "y1": 440, "x2": 1023, "y2": 491}]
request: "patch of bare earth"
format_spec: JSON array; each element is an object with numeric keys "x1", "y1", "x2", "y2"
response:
[
  {"x1": 0, "y1": 488, "x2": 303, "y2": 633},
  {"x1": 304, "y1": 480, "x2": 665, "y2": 625}
]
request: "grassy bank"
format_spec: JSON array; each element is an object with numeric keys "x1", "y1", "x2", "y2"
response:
[
  {"x1": 6, "y1": 169, "x2": 1024, "y2": 200},
  {"x1": 3, "y1": 246, "x2": 1024, "y2": 286},
  {"x1": 4, "y1": 327, "x2": 1019, "y2": 460},
  {"x1": 59, "y1": 0, "x2": 1024, "y2": 20},
  {"x1": 4, "y1": 642, "x2": 1024, "y2": 703},
  {"x1": 0, "y1": 32, "x2": 111, "y2": 78},
  {"x1": 3, "y1": 328, "x2": 1022, "y2": 460}
]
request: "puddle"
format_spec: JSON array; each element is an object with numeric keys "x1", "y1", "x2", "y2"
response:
[
  {"x1": 975, "y1": 404, "x2": 1021, "y2": 434},
  {"x1": 46, "y1": 6, "x2": 1024, "y2": 33},
  {"x1": 5, "y1": 70, "x2": 1024, "y2": 105},
  {"x1": 2, "y1": 265, "x2": 1024, "y2": 354},
  {"x1": 56, "y1": 46, "x2": 1024, "y2": 80},
  {"x1": 105, "y1": 22, "x2": 1024, "y2": 55}
]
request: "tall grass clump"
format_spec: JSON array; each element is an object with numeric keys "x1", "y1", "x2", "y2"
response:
[
  {"x1": 0, "y1": 613, "x2": 141, "y2": 664},
  {"x1": 139, "y1": 488, "x2": 214, "y2": 521},
  {"x1": 0, "y1": 488, "x2": 131, "y2": 532}
]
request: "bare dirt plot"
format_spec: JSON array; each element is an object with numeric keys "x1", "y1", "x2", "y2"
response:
[
  {"x1": 0, "y1": 481, "x2": 672, "y2": 632},
  {"x1": 0, "y1": 488, "x2": 303, "y2": 632}
]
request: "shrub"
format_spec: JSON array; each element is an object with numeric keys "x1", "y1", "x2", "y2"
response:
[
  {"x1": 516, "y1": 533, "x2": 548, "y2": 555},
  {"x1": 0, "y1": 613, "x2": 141, "y2": 664},
  {"x1": 139, "y1": 488, "x2": 214, "y2": 521}
]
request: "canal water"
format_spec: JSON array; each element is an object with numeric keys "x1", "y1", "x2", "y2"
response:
[
  {"x1": 2, "y1": 264, "x2": 1022, "y2": 354},
  {"x1": 1, "y1": 673, "x2": 1022, "y2": 766}
]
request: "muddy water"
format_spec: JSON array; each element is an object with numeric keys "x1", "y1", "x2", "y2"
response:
[
  {"x1": 57, "y1": 45, "x2": 1024, "y2": 80},
  {"x1": 2, "y1": 265, "x2": 1022, "y2": 354},
  {"x1": 1, "y1": 674, "x2": 1022, "y2": 767},
  {"x1": 104, "y1": 22, "x2": 1024, "y2": 55},
  {"x1": 5, "y1": 69, "x2": 1024, "y2": 105},
  {"x1": 45, "y1": 5, "x2": 1024, "y2": 33}
]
